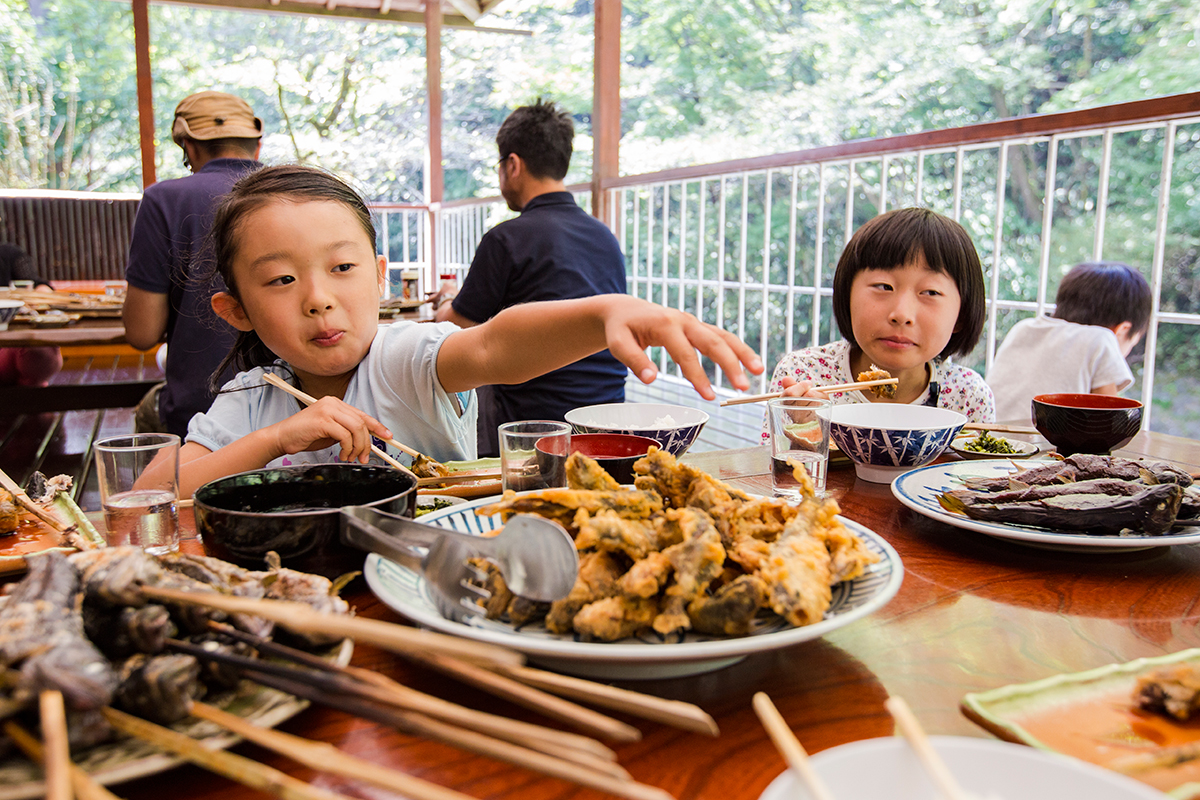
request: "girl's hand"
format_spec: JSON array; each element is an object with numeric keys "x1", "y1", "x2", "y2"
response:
[
  {"x1": 778, "y1": 376, "x2": 821, "y2": 397},
  {"x1": 269, "y1": 396, "x2": 392, "y2": 464},
  {"x1": 603, "y1": 298, "x2": 764, "y2": 400}
]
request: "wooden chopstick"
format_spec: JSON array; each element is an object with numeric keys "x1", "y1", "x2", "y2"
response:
[
  {"x1": 0, "y1": 466, "x2": 72, "y2": 533},
  {"x1": 188, "y1": 701, "x2": 482, "y2": 800},
  {"x1": 752, "y1": 692, "x2": 837, "y2": 800},
  {"x1": 101, "y1": 706, "x2": 357, "y2": 800},
  {"x1": 39, "y1": 691, "x2": 73, "y2": 800},
  {"x1": 416, "y1": 470, "x2": 502, "y2": 486},
  {"x1": 961, "y1": 422, "x2": 1038, "y2": 434},
  {"x1": 140, "y1": 585, "x2": 524, "y2": 668},
  {"x1": 492, "y1": 663, "x2": 719, "y2": 736},
  {"x1": 3, "y1": 721, "x2": 123, "y2": 800},
  {"x1": 261, "y1": 373, "x2": 429, "y2": 478},
  {"x1": 720, "y1": 377, "x2": 899, "y2": 407},
  {"x1": 408, "y1": 651, "x2": 642, "y2": 743},
  {"x1": 884, "y1": 697, "x2": 970, "y2": 800}
]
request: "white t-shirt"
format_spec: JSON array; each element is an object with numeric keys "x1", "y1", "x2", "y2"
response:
[
  {"x1": 187, "y1": 321, "x2": 477, "y2": 468},
  {"x1": 761, "y1": 340, "x2": 995, "y2": 443},
  {"x1": 987, "y1": 316, "x2": 1133, "y2": 423}
]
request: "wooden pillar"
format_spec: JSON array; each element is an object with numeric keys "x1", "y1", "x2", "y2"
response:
[
  {"x1": 132, "y1": 0, "x2": 156, "y2": 187},
  {"x1": 592, "y1": 0, "x2": 621, "y2": 226},
  {"x1": 424, "y1": 0, "x2": 443, "y2": 279}
]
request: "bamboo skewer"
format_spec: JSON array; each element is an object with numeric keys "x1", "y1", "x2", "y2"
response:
[
  {"x1": 187, "y1": 701, "x2": 483, "y2": 800},
  {"x1": 39, "y1": 691, "x2": 73, "y2": 800},
  {"x1": 100, "y1": 707, "x2": 357, "y2": 800},
  {"x1": 492, "y1": 663, "x2": 720, "y2": 736},
  {"x1": 247, "y1": 669, "x2": 670, "y2": 800},
  {"x1": 409, "y1": 651, "x2": 643, "y2": 743},
  {"x1": 261, "y1": 373, "x2": 426, "y2": 479},
  {"x1": 719, "y1": 377, "x2": 899, "y2": 407},
  {"x1": 3, "y1": 721, "x2": 125, "y2": 800},
  {"x1": 140, "y1": 585, "x2": 523, "y2": 668},
  {"x1": 885, "y1": 697, "x2": 970, "y2": 800},
  {"x1": 0, "y1": 466, "x2": 72, "y2": 533},
  {"x1": 752, "y1": 693, "x2": 837, "y2": 800}
]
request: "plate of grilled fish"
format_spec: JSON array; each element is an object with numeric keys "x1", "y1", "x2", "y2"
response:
[
  {"x1": 365, "y1": 448, "x2": 903, "y2": 679},
  {"x1": 892, "y1": 455, "x2": 1200, "y2": 551}
]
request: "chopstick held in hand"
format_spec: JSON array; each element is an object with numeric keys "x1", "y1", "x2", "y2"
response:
[
  {"x1": 720, "y1": 378, "x2": 899, "y2": 407},
  {"x1": 752, "y1": 692, "x2": 837, "y2": 800}
]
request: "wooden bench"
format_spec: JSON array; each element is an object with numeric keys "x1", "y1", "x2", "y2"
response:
[{"x1": 0, "y1": 346, "x2": 162, "y2": 511}]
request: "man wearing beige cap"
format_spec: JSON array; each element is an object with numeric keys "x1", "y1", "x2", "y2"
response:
[{"x1": 123, "y1": 90, "x2": 263, "y2": 437}]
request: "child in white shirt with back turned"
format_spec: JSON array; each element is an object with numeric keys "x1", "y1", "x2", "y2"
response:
[{"x1": 987, "y1": 261, "x2": 1151, "y2": 423}]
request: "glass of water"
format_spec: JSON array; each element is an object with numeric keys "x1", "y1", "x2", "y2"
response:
[
  {"x1": 767, "y1": 397, "x2": 832, "y2": 498},
  {"x1": 95, "y1": 433, "x2": 181, "y2": 554},
  {"x1": 499, "y1": 421, "x2": 571, "y2": 493}
]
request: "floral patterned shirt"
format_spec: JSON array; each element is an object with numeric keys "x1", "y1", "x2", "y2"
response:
[{"x1": 760, "y1": 340, "x2": 995, "y2": 443}]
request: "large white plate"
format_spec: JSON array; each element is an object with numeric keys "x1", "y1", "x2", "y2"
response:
[
  {"x1": 757, "y1": 736, "x2": 1166, "y2": 800},
  {"x1": 891, "y1": 460, "x2": 1200, "y2": 552},
  {"x1": 364, "y1": 496, "x2": 903, "y2": 680}
]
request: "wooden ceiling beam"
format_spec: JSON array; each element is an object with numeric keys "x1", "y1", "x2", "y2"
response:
[{"x1": 152, "y1": 0, "x2": 481, "y2": 29}]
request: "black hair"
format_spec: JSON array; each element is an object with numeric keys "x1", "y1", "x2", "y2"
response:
[
  {"x1": 207, "y1": 164, "x2": 376, "y2": 391},
  {"x1": 831, "y1": 207, "x2": 986, "y2": 360},
  {"x1": 496, "y1": 98, "x2": 574, "y2": 181},
  {"x1": 193, "y1": 137, "x2": 259, "y2": 160},
  {"x1": 1053, "y1": 261, "x2": 1152, "y2": 336}
]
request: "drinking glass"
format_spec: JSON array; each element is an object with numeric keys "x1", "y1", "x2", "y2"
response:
[
  {"x1": 767, "y1": 397, "x2": 832, "y2": 498},
  {"x1": 95, "y1": 433, "x2": 181, "y2": 554},
  {"x1": 499, "y1": 421, "x2": 571, "y2": 492}
]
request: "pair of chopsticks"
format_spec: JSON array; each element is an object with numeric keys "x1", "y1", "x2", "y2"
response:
[
  {"x1": 720, "y1": 377, "x2": 899, "y2": 407},
  {"x1": 754, "y1": 693, "x2": 973, "y2": 800},
  {"x1": 261, "y1": 373, "x2": 427, "y2": 481}
]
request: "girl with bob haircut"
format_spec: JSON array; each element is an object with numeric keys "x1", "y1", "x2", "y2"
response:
[
  {"x1": 763, "y1": 207, "x2": 994, "y2": 431},
  {"x1": 156, "y1": 164, "x2": 761, "y2": 497}
]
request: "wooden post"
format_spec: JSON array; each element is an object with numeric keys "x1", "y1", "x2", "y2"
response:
[
  {"x1": 592, "y1": 0, "x2": 620, "y2": 227},
  {"x1": 424, "y1": 0, "x2": 443, "y2": 281},
  {"x1": 131, "y1": 0, "x2": 156, "y2": 187}
]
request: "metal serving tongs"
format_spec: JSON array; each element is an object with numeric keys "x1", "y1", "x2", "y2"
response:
[{"x1": 339, "y1": 505, "x2": 579, "y2": 622}]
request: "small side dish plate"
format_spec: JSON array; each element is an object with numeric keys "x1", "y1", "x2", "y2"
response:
[
  {"x1": 365, "y1": 495, "x2": 903, "y2": 680},
  {"x1": 891, "y1": 460, "x2": 1200, "y2": 551},
  {"x1": 950, "y1": 433, "x2": 1040, "y2": 460},
  {"x1": 961, "y1": 649, "x2": 1200, "y2": 799},
  {"x1": 757, "y1": 735, "x2": 1167, "y2": 800}
]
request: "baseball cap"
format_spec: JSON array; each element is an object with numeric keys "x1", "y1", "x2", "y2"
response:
[{"x1": 172, "y1": 91, "x2": 262, "y2": 145}]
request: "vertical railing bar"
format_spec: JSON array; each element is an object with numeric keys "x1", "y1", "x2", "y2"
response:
[
  {"x1": 661, "y1": 183, "x2": 671, "y2": 373},
  {"x1": 716, "y1": 175, "x2": 728, "y2": 388},
  {"x1": 678, "y1": 180, "x2": 688, "y2": 314},
  {"x1": 1036, "y1": 135, "x2": 1060, "y2": 316},
  {"x1": 844, "y1": 160, "x2": 855, "y2": 249},
  {"x1": 647, "y1": 186, "x2": 656, "y2": 306},
  {"x1": 1094, "y1": 129, "x2": 1113, "y2": 261},
  {"x1": 380, "y1": 210, "x2": 391, "y2": 299},
  {"x1": 1142, "y1": 122, "x2": 1177, "y2": 429},
  {"x1": 738, "y1": 172, "x2": 749, "y2": 379},
  {"x1": 813, "y1": 163, "x2": 827, "y2": 348},
  {"x1": 952, "y1": 145, "x2": 965, "y2": 221},
  {"x1": 786, "y1": 165, "x2": 798, "y2": 353},
  {"x1": 697, "y1": 178, "x2": 707, "y2": 321},
  {"x1": 915, "y1": 152, "x2": 925, "y2": 207},
  {"x1": 760, "y1": 168, "x2": 773, "y2": 391},
  {"x1": 631, "y1": 191, "x2": 641, "y2": 299},
  {"x1": 880, "y1": 155, "x2": 889, "y2": 213},
  {"x1": 986, "y1": 143, "x2": 1009, "y2": 375},
  {"x1": 402, "y1": 211, "x2": 410, "y2": 264}
]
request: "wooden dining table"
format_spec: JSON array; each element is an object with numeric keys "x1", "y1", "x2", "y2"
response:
[{"x1": 48, "y1": 430, "x2": 1200, "y2": 799}]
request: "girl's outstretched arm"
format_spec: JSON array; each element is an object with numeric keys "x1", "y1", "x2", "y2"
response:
[
  {"x1": 436, "y1": 294, "x2": 763, "y2": 398},
  {"x1": 165, "y1": 397, "x2": 393, "y2": 498}
]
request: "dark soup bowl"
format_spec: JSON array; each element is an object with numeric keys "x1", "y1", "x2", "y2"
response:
[
  {"x1": 194, "y1": 463, "x2": 417, "y2": 578},
  {"x1": 537, "y1": 432, "x2": 660, "y2": 485},
  {"x1": 1032, "y1": 393, "x2": 1143, "y2": 457}
]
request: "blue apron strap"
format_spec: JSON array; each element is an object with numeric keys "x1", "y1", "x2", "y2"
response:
[{"x1": 923, "y1": 381, "x2": 940, "y2": 407}]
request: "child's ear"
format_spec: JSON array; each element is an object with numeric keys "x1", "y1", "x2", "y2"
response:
[
  {"x1": 376, "y1": 255, "x2": 387, "y2": 292},
  {"x1": 212, "y1": 292, "x2": 254, "y2": 332}
]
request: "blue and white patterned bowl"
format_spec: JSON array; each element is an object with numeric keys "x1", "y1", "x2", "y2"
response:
[
  {"x1": 564, "y1": 403, "x2": 708, "y2": 457},
  {"x1": 829, "y1": 403, "x2": 967, "y2": 484},
  {"x1": 0, "y1": 299, "x2": 22, "y2": 332}
]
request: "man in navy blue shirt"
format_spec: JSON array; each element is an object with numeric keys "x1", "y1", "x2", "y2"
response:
[
  {"x1": 123, "y1": 91, "x2": 263, "y2": 437},
  {"x1": 435, "y1": 100, "x2": 627, "y2": 456}
]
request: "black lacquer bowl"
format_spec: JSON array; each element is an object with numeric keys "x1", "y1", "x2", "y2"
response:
[
  {"x1": 195, "y1": 463, "x2": 417, "y2": 578},
  {"x1": 1032, "y1": 393, "x2": 1143, "y2": 456}
]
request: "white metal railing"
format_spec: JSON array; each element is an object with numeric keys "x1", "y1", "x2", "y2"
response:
[
  {"x1": 433, "y1": 96, "x2": 1200, "y2": 434},
  {"x1": 370, "y1": 202, "x2": 430, "y2": 299}
]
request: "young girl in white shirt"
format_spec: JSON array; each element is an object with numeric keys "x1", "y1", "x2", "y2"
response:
[
  {"x1": 764, "y1": 207, "x2": 994, "y2": 436},
  {"x1": 165, "y1": 165, "x2": 762, "y2": 497}
]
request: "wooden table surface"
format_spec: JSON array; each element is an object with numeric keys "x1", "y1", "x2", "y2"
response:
[{"x1": 88, "y1": 431, "x2": 1200, "y2": 799}]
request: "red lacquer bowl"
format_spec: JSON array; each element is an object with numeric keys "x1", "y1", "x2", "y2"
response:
[
  {"x1": 537, "y1": 432, "x2": 659, "y2": 485},
  {"x1": 1032, "y1": 393, "x2": 1143, "y2": 456}
]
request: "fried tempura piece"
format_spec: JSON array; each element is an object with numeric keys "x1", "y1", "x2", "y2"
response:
[
  {"x1": 468, "y1": 557, "x2": 513, "y2": 620},
  {"x1": 633, "y1": 448, "x2": 750, "y2": 512},
  {"x1": 619, "y1": 551, "x2": 672, "y2": 598},
  {"x1": 726, "y1": 535, "x2": 772, "y2": 572},
  {"x1": 478, "y1": 488, "x2": 663, "y2": 531},
  {"x1": 507, "y1": 596, "x2": 550, "y2": 627},
  {"x1": 688, "y1": 574, "x2": 768, "y2": 636},
  {"x1": 573, "y1": 596, "x2": 658, "y2": 642},
  {"x1": 717, "y1": 496, "x2": 799, "y2": 548},
  {"x1": 575, "y1": 509, "x2": 655, "y2": 560},
  {"x1": 857, "y1": 365, "x2": 896, "y2": 399},
  {"x1": 653, "y1": 517, "x2": 726, "y2": 636},
  {"x1": 545, "y1": 550, "x2": 624, "y2": 634},
  {"x1": 759, "y1": 532, "x2": 832, "y2": 627},
  {"x1": 566, "y1": 452, "x2": 621, "y2": 491}
]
